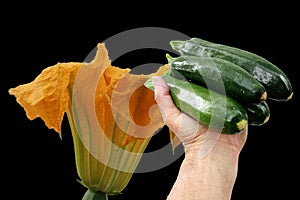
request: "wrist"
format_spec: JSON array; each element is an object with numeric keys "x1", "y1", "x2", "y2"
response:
[
  {"x1": 183, "y1": 128, "x2": 246, "y2": 158},
  {"x1": 185, "y1": 141, "x2": 240, "y2": 179},
  {"x1": 167, "y1": 134, "x2": 241, "y2": 200}
]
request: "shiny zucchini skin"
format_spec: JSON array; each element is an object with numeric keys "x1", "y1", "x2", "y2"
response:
[
  {"x1": 170, "y1": 38, "x2": 293, "y2": 101},
  {"x1": 144, "y1": 75, "x2": 248, "y2": 134},
  {"x1": 243, "y1": 101, "x2": 270, "y2": 126},
  {"x1": 166, "y1": 54, "x2": 267, "y2": 103}
]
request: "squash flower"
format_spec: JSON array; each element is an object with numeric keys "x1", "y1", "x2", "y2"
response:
[{"x1": 8, "y1": 43, "x2": 170, "y2": 200}]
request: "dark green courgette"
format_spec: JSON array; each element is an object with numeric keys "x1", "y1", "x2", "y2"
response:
[
  {"x1": 243, "y1": 101, "x2": 270, "y2": 126},
  {"x1": 170, "y1": 38, "x2": 293, "y2": 101},
  {"x1": 166, "y1": 54, "x2": 267, "y2": 103},
  {"x1": 144, "y1": 75, "x2": 248, "y2": 134}
]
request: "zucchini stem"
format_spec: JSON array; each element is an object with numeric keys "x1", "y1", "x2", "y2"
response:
[{"x1": 166, "y1": 53, "x2": 175, "y2": 63}]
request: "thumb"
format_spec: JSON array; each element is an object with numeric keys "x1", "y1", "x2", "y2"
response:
[
  {"x1": 152, "y1": 76, "x2": 181, "y2": 133},
  {"x1": 152, "y1": 76, "x2": 177, "y2": 110},
  {"x1": 152, "y1": 76, "x2": 205, "y2": 147},
  {"x1": 152, "y1": 76, "x2": 181, "y2": 127}
]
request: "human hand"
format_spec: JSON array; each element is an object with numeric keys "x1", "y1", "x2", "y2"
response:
[
  {"x1": 152, "y1": 75, "x2": 248, "y2": 199},
  {"x1": 152, "y1": 75, "x2": 248, "y2": 157}
]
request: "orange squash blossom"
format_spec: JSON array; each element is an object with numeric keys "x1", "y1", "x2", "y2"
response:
[{"x1": 8, "y1": 43, "x2": 174, "y2": 200}]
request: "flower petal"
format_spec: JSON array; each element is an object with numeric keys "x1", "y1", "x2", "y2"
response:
[{"x1": 8, "y1": 62, "x2": 82, "y2": 134}]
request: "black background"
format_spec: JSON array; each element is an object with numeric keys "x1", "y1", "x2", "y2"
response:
[{"x1": 2, "y1": 3, "x2": 299, "y2": 200}]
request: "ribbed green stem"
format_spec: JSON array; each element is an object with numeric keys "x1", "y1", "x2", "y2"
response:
[{"x1": 82, "y1": 189, "x2": 108, "y2": 200}]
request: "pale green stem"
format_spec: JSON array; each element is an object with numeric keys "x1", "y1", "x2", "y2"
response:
[{"x1": 82, "y1": 189, "x2": 108, "y2": 200}]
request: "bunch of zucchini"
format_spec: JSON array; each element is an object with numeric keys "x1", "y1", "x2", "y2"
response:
[{"x1": 145, "y1": 37, "x2": 293, "y2": 134}]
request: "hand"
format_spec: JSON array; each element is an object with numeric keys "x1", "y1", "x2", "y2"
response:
[
  {"x1": 152, "y1": 76, "x2": 248, "y2": 155},
  {"x1": 152, "y1": 76, "x2": 248, "y2": 200}
]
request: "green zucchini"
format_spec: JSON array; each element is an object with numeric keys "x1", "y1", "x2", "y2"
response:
[
  {"x1": 243, "y1": 101, "x2": 270, "y2": 126},
  {"x1": 170, "y1": 38, "x2": 293, "y2": 101},
  {"x1": 144, "y1": 75, "x2": 248, "y2": 134},
  {"x1": 166, "y1": 54, "x2": 267, "y2": 103}
]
